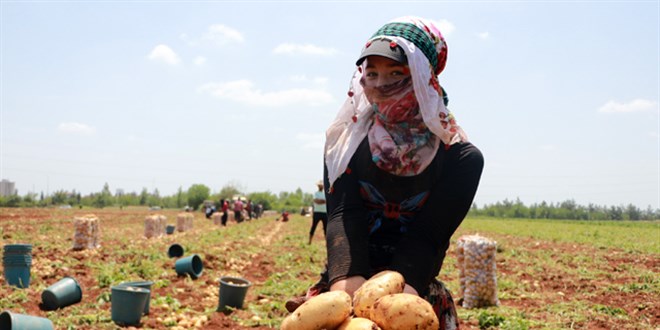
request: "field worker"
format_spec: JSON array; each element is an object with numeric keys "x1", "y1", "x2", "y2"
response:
[
  {"x1": 234, "y1": 198, "x2": 244, "y2": 223},
  {"x1": 220, "y1": 199, "x2": 229, "y2": 226},
  {"x1": 287, "y1": 16, "x2": 484, "y2": 329},
  {"x1": 309, "y1": 180, "x2": 328, "y2": 245}
]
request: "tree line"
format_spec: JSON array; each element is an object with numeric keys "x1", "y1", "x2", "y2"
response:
[
  {"x1": 1, "y1": 184, "x2": 658, "y2": 220},
  {"x1": 0, "y1": 182, "x2": 313, "y2": 213},
  {"x1": 469, "y1": 198, "x2": 659, "y2": 221}
]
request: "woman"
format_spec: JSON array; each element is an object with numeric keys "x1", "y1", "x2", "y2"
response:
[{"x1": 289, "y1": 16, "x2": 484, "y2": 329}]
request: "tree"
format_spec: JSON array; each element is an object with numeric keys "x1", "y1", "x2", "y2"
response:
[
  {"x1": 187, "y1": 184, "x2": 210, "y2": 210},
  {"x1": 139, "y1": 188, "x2": 149, "y2": 206},
  {"x1": 93, "y1": 183, "x2": 113, "y2": 208},
  {"x1": 218, "y1": 183, "x2": 243, "y2": 200},
  {"x1": 176, "y1": 186, "x2": 186, "y2": 208}
]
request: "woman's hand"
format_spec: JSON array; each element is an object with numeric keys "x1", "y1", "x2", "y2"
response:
[
  {"x1": 330, "y1": 276, "x2": 366, "y2": 298},
  {"x1": 403, "y1": 283, "x2": 419, "y2": 295}
]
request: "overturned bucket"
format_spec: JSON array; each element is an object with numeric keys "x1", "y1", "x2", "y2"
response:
[
  {"x1": 167, "y1": 244, "x2": 184, "y2": 258},
  {"x1": 174, "y1": 254, "x2": 203, "y2": 279},
  {"x1": 41, "y1": 277, "x2": 83, "y2": 310},
  {"x1": 0, "y1": 310, "x2": 54, "y2": 330},
  {"x1": 217, "y1": 276, "x2": 251, "y2": 312}
]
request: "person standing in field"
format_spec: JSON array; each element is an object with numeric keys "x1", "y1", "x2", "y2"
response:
[
  {"x1": 220, "y1": 199, "x2": 229, "y2": 226},
  {"x1": 234, "y1": 198, "x2": 244, "y2": 223},
  {"x1": 309, "y1": 180, "x2": 328, "y2": 244},
  {"x1": 287, "y1": 16, "x2": 484, "y2": 329}
]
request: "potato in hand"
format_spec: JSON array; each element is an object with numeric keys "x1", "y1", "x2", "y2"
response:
[
  {"x1": 352, "y1": 270, "x2": 405, "y2": 319},
  {"x1": 370, "y1": 293, "x2": 439, "y2": 330},
  {"x1": 280, "y1": 290, "x2": 352, "y2": 330}
]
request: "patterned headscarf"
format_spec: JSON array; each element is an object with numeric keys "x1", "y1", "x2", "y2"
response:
[{"x1": 325, "y1": 16, "x2": 467, "y2": 187}]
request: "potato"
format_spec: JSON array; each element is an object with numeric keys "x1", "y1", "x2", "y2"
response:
[
  {"x1": 370, "y1": 293, "x2": 439, "y2": 330},
  {"x1": 280, "y1": 291, "x2": 352, "y2": 330},
  {"x1": 337, "y1": 317, "x2": 382, "y2": 330},
  {"x1": 352, "y1": 270, "x2": 405, "y2": 318}
]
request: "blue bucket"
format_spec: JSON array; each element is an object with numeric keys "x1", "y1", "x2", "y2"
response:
[
  {"x1": 174, "y1": 254, "x2": 203, "y2": 279},
  {"x1": 4, "y1": 265, "x2": 31, "y2": 288},
  {"x1": 0, "y1": 311, "x2": 54, "y2": 330},
  {"x1": 117, "y1": 281, "x2": 154, "y2": 315},
  {"x1": 111, "y1": 286, "x2": 150, "y2": 326}
]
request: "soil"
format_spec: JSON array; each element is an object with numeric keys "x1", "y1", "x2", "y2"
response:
[{"x1": 0, "y1": 208, "x2": 658, "y2": 329}]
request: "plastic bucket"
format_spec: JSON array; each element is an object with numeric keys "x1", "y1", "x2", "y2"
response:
[
  {"x1": 174, "y1": 254, "x2": 203, "y2": 279},
  {"x1": 2, "y1": 256, "x2": 32, "y2": 265},
  {"x1": 218, "y1": 276, "x2": 252, "y2": 312},
  {"x1": 0, "y1": 310, "x2": 54, "y2": 330},
  {"x1": 3, "y1": 244, "x2": 33, "y2": 253},
  {"x1": 4, "y1": 265, "x2": 31, "y2": 288},
  {"x1": 167, "y1": 244, "x2": 184, "y2": 258},
  {"x1": 41, "y1": 277, "x2": 83, "y2": 310},
  {"x1": 111, "y1": 286, "x2": 150, "y2": 326},
  {"x1": 165, "y1": 225, "x2": 175, "y2": 235},
  {"x1": 117, "y1": 281, "x2": 154, "y2": 315}
]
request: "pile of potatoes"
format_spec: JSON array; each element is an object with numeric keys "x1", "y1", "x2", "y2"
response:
[
  {"x1": 456, "y1": 234, "x2": 499, "y2": 308},
  {"x1": 281, "y1": 270, "x2": 439, "y2": 330}
]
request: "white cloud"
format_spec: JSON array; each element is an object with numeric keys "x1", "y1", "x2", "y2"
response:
[
  {"x1": 477, "y1": 32, "x2": 490, "y2": 39},
  {"x1": 201, "y1": 24, "x2": 244, "y2": 45},
  {"x1": 198, "y1": 80, "x2": 334, "y2": 107},
  {"x1": 58, "y1": 122, "x2": 95, "y2": 135},
  {"x1": 272, "y1": 43, "x2": 338, "y2": 56},
  {"x1": 193, "y1": 56, "x2": 207, "y2": 66},
  {"x1": 296, "y1": 133, "x2": 325, "y2": 150},
  {"x1": 598, "y1": 99, "x2": 657, "y2": 113},
  {"x1": 147, "y1": 44, "x2": 180, "y2": 65}
]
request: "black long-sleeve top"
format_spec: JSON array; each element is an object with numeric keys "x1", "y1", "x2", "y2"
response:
[{"x1": 324, "y1": 137, "x2": 483, "y2": 295}]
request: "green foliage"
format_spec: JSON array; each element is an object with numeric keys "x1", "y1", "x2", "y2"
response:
[
  {"x1": 92, "y1": 183, "x2": 114, "y2": 208},
  {"x1": 471, "y1": 198, "x2": 659, "y2": 221},
  {"x1": 249, "y1": 191, "x2": 277, "y2": 210},
  {"x1": 478, "y1": 310, "x2": 505, "y2": 328},
  {"x1": 187, "y1": 184, "x2": 210, "y2": 210},
  {"x1": 594, "y1": 304, "x2": 627, "y2": 316}
]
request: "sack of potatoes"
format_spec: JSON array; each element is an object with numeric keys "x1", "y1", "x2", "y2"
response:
[
  {"x1": 281, "y1": 270, "x2": 439, "y2": 330},
  {"x1": 456, "y1": 234, "x2": 499, "y2": 308}
]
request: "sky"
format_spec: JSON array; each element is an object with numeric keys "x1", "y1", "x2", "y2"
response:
[{"x1": 1, "y1": 1, "x2": 658, "y2": 209}]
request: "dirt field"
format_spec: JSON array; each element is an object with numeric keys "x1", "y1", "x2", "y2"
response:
[{"x1": 0, "y1": 207, "x2": 658, "y2": 329}]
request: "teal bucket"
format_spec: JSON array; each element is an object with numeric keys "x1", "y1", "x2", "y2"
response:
[
  {"x1": 0, "y1": 310, "x2": 54, "y2": 330},
  {"x1": 111, "y1": 286, "x2": 150, "y2": 326},
  {"x1": 218, "y1": 276, "x2": 252, "y2": 312},
  {"x1": 117, "y1": 281, "x2": 154, "y2": 315},
  {"x1": 3, "y1": 244, "x2": 33, "y2": 253},
  {"x1": 166, "y1": 225, "x2": 175, "y2": 235},
  {"x1": 167, "y1": 244, "x2": 184, "y2": 258},
  {"x1": 174, "y1": 254, "x2": 203, "y2": 279},
  {"x1": 41, "y1": 277, "x2": 83, "y2": 310},
  {"x1": 3, "y1": 265, "x2": 31, "y2": 288}
]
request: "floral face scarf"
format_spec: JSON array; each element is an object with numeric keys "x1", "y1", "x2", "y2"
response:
[
  {"x1": 324, "y1": 16, "x2": 468, "y2": 188},
  {"x1": 362, "y1": 76, "x2": 440, "y2": 176}
]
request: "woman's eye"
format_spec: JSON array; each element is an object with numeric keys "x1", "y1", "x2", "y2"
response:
[{"x1": 365, "y1": 72, "x2": 378, "y2": 78}]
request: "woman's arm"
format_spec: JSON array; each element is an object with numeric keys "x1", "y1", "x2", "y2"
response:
[
  {"x1": 324, "y1": 160, "x2": 371, "y2": 289},
  {"x1": 390, "y1": 142, "x2": 484, "y2": 295}
]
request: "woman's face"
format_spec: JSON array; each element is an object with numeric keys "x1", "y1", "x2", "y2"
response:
[{"x1": 363, "y1": 55, "x2": 411, "y2": 103}]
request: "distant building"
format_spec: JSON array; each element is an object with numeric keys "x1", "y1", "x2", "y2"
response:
[{"x1": 0, "y1": 179, "x2": 16, "y2": 197}]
